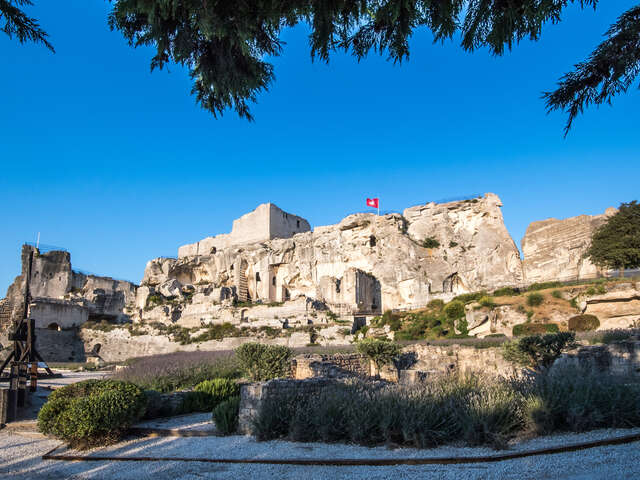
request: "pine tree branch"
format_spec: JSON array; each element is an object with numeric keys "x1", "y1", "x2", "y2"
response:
[
  {"x1": 0, "y1": 0, "x2": 54, "y2": 52},
  {"x1": 543, "y1": 5, "x2": 640, "y2": 136}
]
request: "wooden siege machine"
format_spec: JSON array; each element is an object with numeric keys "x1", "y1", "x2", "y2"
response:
[{"x1": 0, "y1": 246, "x2": 53, "y2": 422}]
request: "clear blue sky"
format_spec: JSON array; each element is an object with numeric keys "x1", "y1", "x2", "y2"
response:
[{"x1": 1, "y1": 1, "x2": 638, "y2": 293}]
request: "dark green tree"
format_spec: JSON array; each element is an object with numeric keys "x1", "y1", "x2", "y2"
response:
[
  {"x1": 0, "y1": 0, "x2": 53, "y2": 51},
  {"x1": 586, "y1": 201, "x2": 640, "y2": 277},
  {"x1": 5, "y1": 1, "x2": 639, "y2": 130}
]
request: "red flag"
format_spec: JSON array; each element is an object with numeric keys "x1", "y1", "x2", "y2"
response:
[{"x1": 366, "y1": 198, "x2": 379, "y2": 209}]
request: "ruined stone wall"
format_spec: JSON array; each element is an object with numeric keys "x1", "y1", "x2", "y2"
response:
[
  {"x1": 30, "y1": 299, "x2": 88, "y2": 329},
  {"x1": 292, "y1": 353, "x2": 370, "y2": 379},
  {"x1": 269, "y1": 203, "x2": 310, "y2": 239},
  {"x1": 521, "y1": 207, "x2": 616, "y2": 284},
  {"x1": 401, "y1": 343, "x2": 518, "y2": 378},
  {"x1": 178, "y1": 203, "x2": 311, "y2": 257},
  {"x1": 238, "y1": 378, "x2": 339, "y2": 434},
  {"x1": 34, "y1": 328, "x2": 87, "y2": 362}
]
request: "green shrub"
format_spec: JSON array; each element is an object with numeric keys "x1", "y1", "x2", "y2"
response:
[
  {"x1": 478, "y1": 296, "x2": 496, "y2": 309},
  {"x1": 193, "y1": 378, "x2": 240, "y2": 410},
  {"x1": 551, "y1": 290, "x2": 563, "y2": 299},
  {"x1": 512, "y1": 322, "x2": 559, "y2": 337},
  {"x1": 449, "y1": 241, "x2": 459, "y2": 248},
  {"x1": 427, "y1": 299, "x2": 445, "y2": 311},
  {"x1": 452, "y1": 291, "x2": 486, "y2": 304},
  {"x1": 212, "y1": 396, "x2": 240, "y2": 435},
  {"x1": 356, "y1": 338, "x2": 401, "y2": 374},
  {"x1": 526, "y1": 293, "x2": 544, "y2": 307},
  {"x1": 38, "y1": 380, "x2": 147, "y2": 449},
  {"x1": 235, "y1": 343, "x2": 293, "y2": 381},
  {"x1": 251, "y1": 367, "x2": 640, "y2": 450},
  {"x1": 253, "y1": 376, "x2": 527, "y2": 449},
  {"x1": 527, "y1": 282, "x2": 561, "y2": 291},
  {"x1": 585, "y1": 286, "x2": 596, "y2": 295},
  {"x1": 568, "y1": 314, "x2": 600, "y2": 332},
  {"x1": 444, "y1": 300, "x2": 465, "y2": 320},
  {"x1": 493, "y1": 287, "x2": 519, "y2": 297},
  {"x1": 502, "y1": 332, "x2": 575, "y2": 370},
  {"x1": 422, "y1": 237, "x2": 440, "y2": 248},
  {"x1": 588, "y1": 329, "x2": 638, "y2": 345},
  {"x1": 372, "y1": 310, "x2": 402, "y2": 331},
  {"x1": 525, "y1": 366, "x2": 640, "y2": 434}
]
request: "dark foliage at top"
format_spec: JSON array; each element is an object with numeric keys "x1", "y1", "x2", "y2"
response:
[
  {"x1": 0, "y1": 0, "x2": 53, "y2": 51},
  {"x1": 543, "y1": 6, "x2": 640, "y2": 135}
]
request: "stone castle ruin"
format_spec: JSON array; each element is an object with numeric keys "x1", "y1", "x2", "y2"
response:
[{"x1": 1, "y1": 193, "x2": 632, "y2": 363}]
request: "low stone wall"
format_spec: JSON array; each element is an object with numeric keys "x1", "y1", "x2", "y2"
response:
[
  {"x1": 292, "y1": 353, "x2": 370, "y2": 379},
  {"x1": 400, "y1": 343, "x2": 518, "y2": 380},
  {"x1": 556, "y1": 340, "x2": 640, "y2": 377},
  {"x1": 238, "y1": 378, "x2": 339, "y2": 434}
]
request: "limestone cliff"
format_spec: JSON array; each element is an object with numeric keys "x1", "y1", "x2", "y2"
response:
[
  {"x1": 521, "y1": 207, "x2": 616, "y2": 284},
  {"x1": 135, "y1": 194, "x2": 523, "y2": 327}
]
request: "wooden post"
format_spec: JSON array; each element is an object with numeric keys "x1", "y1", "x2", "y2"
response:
[
  {"x1": 17, "y1": 363, "x2": 28, "y2": 407},
  {"x1": 7, "y1": 363, "x2": 19, "y2": 422}
]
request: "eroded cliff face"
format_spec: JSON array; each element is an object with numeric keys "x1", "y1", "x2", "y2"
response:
[
  {"x1": 521, "y1": 207, "x2": 617, "y2": 284},
  {"x1": 135, "y1": 194, "x2": 523, "y2": 327}
]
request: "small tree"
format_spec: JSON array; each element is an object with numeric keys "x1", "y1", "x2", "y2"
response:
[
  {"x1": 235, "y1": 343, "x2": 293, "y2": 381},
  {"x1": 586, "y1": 201, "x2": 640, "y2": 277},
  {"x1": 356, "y1": 338, "x2": 401, "y2": 377},
  {"x1": 502, "y1": 332, "x2": 576, "y2": 371}
]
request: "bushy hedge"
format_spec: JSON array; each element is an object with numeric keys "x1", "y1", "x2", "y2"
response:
[
  {"x1": 526, "y1": 293, "x2": 544, "y2": 307},
  {"x1": 235, "y1": 343, "x2": 293, "y2": 381},
  {"x1": 443, "y1": 300, "x2": 465, "y2": 320},
  {"x1": 493, "y1": 287, "x2": 519, "y2": 297},
  {"x1": 251, "y1": 367, "x2": 640, "y2": 449},
  {"x1": 568, "y1": 314, "x2": 600, "y2": 332},
  {"x1": 213, "y1": 396, "x2": 241, "y2": 435},
  {"x1": 38, "y1": 380, "x2": 147, "y2": 449},
  {"x1": 356, "y1": 338, "x2": 401, "y2": 374},
  {"x1": 502, "y1": 332, "x2": 575, "y2": 370},
  {"x1": 193, "y1": 378, "x2": 240, "y2": 411},
  {"x1": 512, "y1": 322, "x2": 559, "y2": 337}
]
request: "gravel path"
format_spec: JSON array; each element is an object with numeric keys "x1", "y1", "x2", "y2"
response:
[
  {"x1": 134, "y1": 413, "x2": 216, "y2": 432},
  {"x1": 2, "y1": 428, "x2": 640, "y2": 479}
]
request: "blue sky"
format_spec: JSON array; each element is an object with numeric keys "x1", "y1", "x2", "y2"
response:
[{"x1": 1, "y1": 1, "x2": 638, "y2": 292}]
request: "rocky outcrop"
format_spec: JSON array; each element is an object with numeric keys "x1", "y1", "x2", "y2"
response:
[
  {"x1": 578, "y1": 282, "x2": 640, "y2": 329},
  {"x1": 464, "y1": 303, "x2": 528, "y2": 337},
  {"x1": 521, "y1": 207, "x2": 616, "y2": 284},
  {"x1": 137, "y1": 194, "x2": 523, "y2": 328}
]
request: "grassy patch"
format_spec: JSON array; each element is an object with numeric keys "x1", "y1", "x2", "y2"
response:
[{"x1": 112, "y1": 350, "x2": 242, "y2": 392}]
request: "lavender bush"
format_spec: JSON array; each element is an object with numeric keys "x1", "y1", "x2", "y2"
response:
[{"x1": 112, "y1": 350, "x2": 242, "y2": 392}]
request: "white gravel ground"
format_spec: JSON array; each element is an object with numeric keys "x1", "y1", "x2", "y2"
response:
[
  {"x1": 1, "y1": 428, "x2": 640, "y2": 480},
  {"x1": 133, "y1": 413, "x2": 215, "y2": 432}
]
